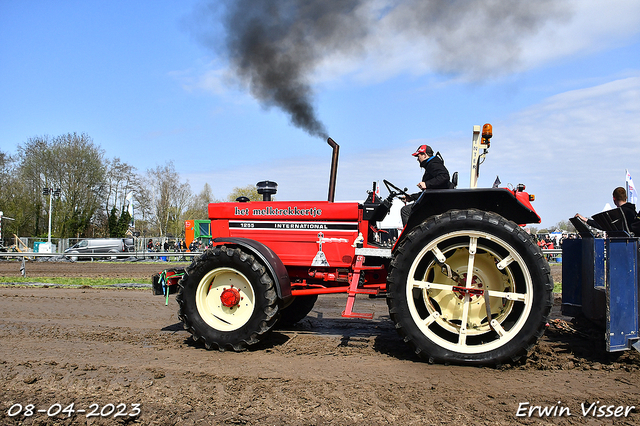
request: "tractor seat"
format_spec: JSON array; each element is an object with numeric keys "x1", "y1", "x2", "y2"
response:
[
  {"x1": 450, "y1": 172, "x2": 458, "y2": 189},
  {"x1": 591, "y1": 208, "x2": 633, "y2": 237}
]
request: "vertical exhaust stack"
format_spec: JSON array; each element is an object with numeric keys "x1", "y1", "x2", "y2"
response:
[{"x1": 327, "y1": 138, "x2": 339, "y2": 202}]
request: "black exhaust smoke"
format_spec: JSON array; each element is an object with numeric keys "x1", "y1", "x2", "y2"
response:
[
  {"x1": 194, "y1": 1, "x2": 569, "y2": 138},
  {"x1": 206, "y1": 0, "x2": 369, "y2": 138}
]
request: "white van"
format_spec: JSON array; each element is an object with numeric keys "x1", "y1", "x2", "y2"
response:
[{"x1": 64, "y1": 238, "x2": 134, "y2": 261}]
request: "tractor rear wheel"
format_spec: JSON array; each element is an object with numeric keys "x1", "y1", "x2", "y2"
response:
[
  {"x1": 387, "y1": 209, "x2": 552, "y2": 365},
  {"x1": 177, "y1": 246, "x2": 279, "y2": 351}
]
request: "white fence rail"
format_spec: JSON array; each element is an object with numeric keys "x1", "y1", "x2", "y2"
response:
[{"x1": 0, "y1": 251, "x2": 199, "y2": 260}]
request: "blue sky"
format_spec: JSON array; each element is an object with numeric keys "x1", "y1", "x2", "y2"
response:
[{"x1": 1, "y1": 0, "x2": 639, "y2": 230}]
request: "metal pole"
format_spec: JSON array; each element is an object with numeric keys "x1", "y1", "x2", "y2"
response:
[
  {"x1": 469, "y1": 126, "x2": 481, "y2": 188},
  {"x1": 47, "y1": 190, "x2": 53, "y2": 245}
]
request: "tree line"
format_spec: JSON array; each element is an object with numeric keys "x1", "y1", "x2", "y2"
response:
[{"x1": 0, "y1": 133, "x2": 259, "y2": 243}]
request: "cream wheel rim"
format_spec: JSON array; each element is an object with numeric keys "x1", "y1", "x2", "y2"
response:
[
  {"x1": 195, "y1": 267, "x2": 256, "y2": 332},
  {"x1": 406, "y1": 230, "x2": 533, "y2": 354}
]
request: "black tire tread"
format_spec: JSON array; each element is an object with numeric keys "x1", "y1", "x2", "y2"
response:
[{"x1": 176, "y1": 245, "x2": 279, "y2": 351}]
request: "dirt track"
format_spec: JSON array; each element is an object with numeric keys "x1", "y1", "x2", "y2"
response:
[{"x1": 1, "y1": 260, "x2": 639, "y2": 425}]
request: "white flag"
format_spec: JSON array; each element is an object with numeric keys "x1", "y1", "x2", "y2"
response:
[
  {"x1": 125, "y1": 192, "x2": 134, "y2": 216},
  {"x1": 626, "y1": 170, "x2": 638, "y2": 205}
]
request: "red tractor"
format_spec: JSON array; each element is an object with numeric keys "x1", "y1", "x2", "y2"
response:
[{"x1": 154, "y1": 125, "x2": 553, "y2": 365}]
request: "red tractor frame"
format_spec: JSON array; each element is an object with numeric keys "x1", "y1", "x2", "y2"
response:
[{"x1": 154, "y1": 125, "x2": 553, "y2": 365}]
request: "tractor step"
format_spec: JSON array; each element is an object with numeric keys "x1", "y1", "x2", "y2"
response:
[
  {"x1": 340, "y1": 255, "x2": 375, "y2": 319},
  {"x1": 341, "y1": 309, "x2": 374, "y2": 319}
]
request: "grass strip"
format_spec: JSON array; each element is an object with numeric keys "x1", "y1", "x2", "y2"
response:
[{"x1": 0, "y1": 276, "x2": 151, "y2": 286}]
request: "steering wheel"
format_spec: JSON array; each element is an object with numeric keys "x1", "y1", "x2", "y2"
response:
[{"x1": 383, "y1": 179, "x2": 411, "y2": 199}]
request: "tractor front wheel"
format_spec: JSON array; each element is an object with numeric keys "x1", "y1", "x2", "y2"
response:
[
  {"x1": 177, "y1": 246, "x2": 279, "y2": 351},
  {"x1": 387, "y1": 209, "x2": 552, "y2": 365}
]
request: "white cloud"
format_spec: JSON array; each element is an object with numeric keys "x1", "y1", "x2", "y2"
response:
[
  {"x1": 170, "y1": 66, "x2": 230, "y2": 96},
  {"x1": 313, "y1": 0, "x2": 640, "y2": 85},
  {"x1": 169, "y1": 57, "x2": 252, "y2": 100},
  {"x1": 518, "y1": 0, "x2": 640, "y2": 70}
]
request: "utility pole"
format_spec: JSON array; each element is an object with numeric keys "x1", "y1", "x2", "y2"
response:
[{"x1": 42, "y1": 187, "x2": 61, "y2": 252}]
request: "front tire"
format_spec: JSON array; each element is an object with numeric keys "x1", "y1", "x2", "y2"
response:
[
  {"x1": 387, "y1": 210, "x2": 552, "y2": 365},
  {"x1": 177, "y1": 246, "x2": 279, "y2": 351}
]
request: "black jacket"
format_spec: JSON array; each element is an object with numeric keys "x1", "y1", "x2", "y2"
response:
[
  {"x1": 621, "y1": 202, "x2": 638, "y2": 227},
  {"x1": 622, "y1": 202, "x2": 640, "y2": 235},
  {"x1": 410, "y1": 155, "x2": 451, "y2": 201}
]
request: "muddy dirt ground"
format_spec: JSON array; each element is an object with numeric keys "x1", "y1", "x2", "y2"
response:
[{"x1": 0, "y1": 260, "x2": 639, "y2": 425}]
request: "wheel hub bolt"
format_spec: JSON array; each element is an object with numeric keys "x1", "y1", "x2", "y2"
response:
[{"x1": 220, "y1": 286, "x2": 241, "y2": 307}]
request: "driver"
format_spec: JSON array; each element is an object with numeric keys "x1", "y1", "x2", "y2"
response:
[{"x1": 401, "y1": 144, "x2": 451, "y2": 226}]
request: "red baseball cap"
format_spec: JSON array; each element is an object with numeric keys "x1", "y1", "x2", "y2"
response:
[{"x1": 412, "y1": 145, "x2": 428, "y2": 156}]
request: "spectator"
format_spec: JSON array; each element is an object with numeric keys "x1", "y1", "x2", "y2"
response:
[{"x1": 576, "y1": 187, "x2": 639, "y2": 232}]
